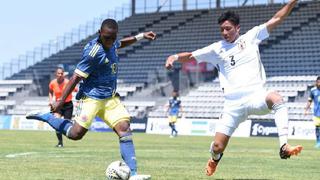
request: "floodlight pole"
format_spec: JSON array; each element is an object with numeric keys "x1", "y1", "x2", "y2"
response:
[
  {"x1": 131, "y1": 0, "x2": 135, "y2": 15},
  {"x1": 183, "y1": 0, "x2": 187, "y2": 10},
  {"x1": 216, "y1": 0, "x2": 221, "y2": 8}
]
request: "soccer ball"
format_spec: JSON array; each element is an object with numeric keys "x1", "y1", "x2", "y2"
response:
[{"x1": 105, "y1": 160, "x2": 131, "y2": 180}]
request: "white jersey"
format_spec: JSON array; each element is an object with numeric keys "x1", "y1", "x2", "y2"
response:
[{"x1": 192, "y1": 24, "x2": 269, "y2": 97}]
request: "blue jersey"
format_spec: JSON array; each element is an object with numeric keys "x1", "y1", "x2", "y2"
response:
[
  {"x1": 309, "y1": 87, "x2": 320, "y2": 117},
  {"x1": 75, "y1": 37, "x2": 121, "y2": 100},
  {"x1": 168, "y1": 97, "x2": 181, "y2": 116}
]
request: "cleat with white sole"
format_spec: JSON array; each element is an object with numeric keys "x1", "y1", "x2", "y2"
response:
[
  {"x1": 129, "y1": 174, "x2": 151, "y2": 180},
  {"x1": 26, "y1": 110, "x2": 53, "y2": 122},
  {"x1": 279, "y1": 143, "x2": 303, "y2": 159}
]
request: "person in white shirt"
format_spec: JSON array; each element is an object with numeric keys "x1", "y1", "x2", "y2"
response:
[{"x1": 165, "y1": 0, "x2": 302, "y2": 176}]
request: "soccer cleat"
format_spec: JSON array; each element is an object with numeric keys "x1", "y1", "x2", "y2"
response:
[
  {"x1": 279, "y1": 143, "x2": 303, "y2": 159},
  {"x1": 206, "y1": 159, "x2": 218, "y2": 176},
  {"x1": 206, "y1": 153, "x2": 223, "y2": 176},
  {"x1": 55, "y1": 144, "x2": 63, "y2": 148},
  {"x1": 26, "y1": 110, "x2": 53, "y2": 122},
  {"x1": 129, "y1": 174, "x2": 151, "y2": 180},
  {"x1": 315, "y1": 143, "x2": 320, "y2": 149},
  {"x1": 174, "y1": 131, "x2": 178, "y2": 137}
]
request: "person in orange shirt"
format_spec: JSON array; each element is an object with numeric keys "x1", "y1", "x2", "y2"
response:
[{"x1": 49, "y1": 67, "x2": 76, "y2": 147}]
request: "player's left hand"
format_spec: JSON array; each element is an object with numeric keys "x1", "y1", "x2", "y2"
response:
[{"x1": 143, "y1": 31, "x2": 156, "y2": 40}]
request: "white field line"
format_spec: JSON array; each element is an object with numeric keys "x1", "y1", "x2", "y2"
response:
[{"x1": 5, "y1": 152, "x2": 37, "y2": 158}]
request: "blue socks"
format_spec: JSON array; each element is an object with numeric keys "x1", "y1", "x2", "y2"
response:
[
  {"x1": 172, "y1": 125, "x2": 177, "y2": 135},
  {"x1": 39, "y1": 113, "x2": 138, "y2": 174},
  {"x1": 41, "y1": 113, "x2": 73, "y2": 137},
  {"x1": 169, "y1": 123, "x2": 177, "y2": 136},
  {"x1": 119, "y1": 132, "x2": 137, "y2": 175},
  {"x1": 316, "y1": 126, "x2": 320, "y2": 144}
]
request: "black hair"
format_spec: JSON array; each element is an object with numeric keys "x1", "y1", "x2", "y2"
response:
[
  {"x1": 317, "y1": 76, "x2": 320, "y2": 81},
  {"x1": 56, "y1": 66, "x2": 64, "y2": 72},
  {"x1": 172, "y1": 90, "x2": 179, "y2": 97},
  {"x1": 100, "y1": 19, "x2": 118, "y2": 30},
  {"x1": 218, "y1": 11, "x2": 240, "y2": 25}
]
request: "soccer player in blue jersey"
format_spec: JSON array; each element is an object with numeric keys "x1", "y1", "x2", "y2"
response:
[
  {"x1": 26, "y1": 19, "x2": 156, "y2": 180},
  {"x1": 305, "y1": 76, "x2": 320, "y2": 148},
  {"x1": 166, "y1": 91, "x2": 182, "y2": 137}
]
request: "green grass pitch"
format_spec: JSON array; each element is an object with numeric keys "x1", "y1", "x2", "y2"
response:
[{"x1": 0, "y1": 130, "x2": 319, "y2": 180}]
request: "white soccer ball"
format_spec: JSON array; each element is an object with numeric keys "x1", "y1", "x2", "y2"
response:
[{"x1": 105, "y1": 160, "x2": 131, "y2": 180}]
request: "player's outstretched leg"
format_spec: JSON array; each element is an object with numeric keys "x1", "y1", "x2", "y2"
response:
[
  {"x1": 279, "y1": 143, "x2": 303, "y2": 159},
  {"x1": 26, "y1": 110, "x2": 73, "y2": 136},
  {"x1": 206, "y1": 141, "x2": 224, "y2": 176},
  {"x1": 26, "y1": 110, "x2": 53, "y2": 122}
]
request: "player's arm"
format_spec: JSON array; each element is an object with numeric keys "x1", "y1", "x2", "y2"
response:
[
  {"x1": 51, "y1": 43, "x2": 98, "y2": 112},
  {"x1": 164, "y1": 102, "x2": 172, "y2": 116},
  {"x1": 118, "y1": 31, "x2": 156, "y2": 48},
  {"x1": 51, "y1": 73, "x2": 83, "y2": 112},
  {"x1": 165, "y1": 52, "x2": 196, "y2": 70},
  {"x1": 304, "y1": 97, "x2": 313, "y2": 116},
  {"x1": 179, "y1": 106, "x2": 183, "y2": 117},
  {"x1": 265, "y1": 0, "x2": 298, "y2": 33},
  {"x1": 48, "y1": 89, "x2": 54, "y2": 106}
]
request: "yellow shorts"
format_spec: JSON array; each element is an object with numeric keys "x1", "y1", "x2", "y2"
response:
[
  {"x1": 313, "y1": 116, "x2": 320, "y2": 126},
  {"x1": 168, "y1": 116, "x2": 178, "y2": 123},
  {"x1": 75, "y1": 96, "x2": 130, "y2": 129}
]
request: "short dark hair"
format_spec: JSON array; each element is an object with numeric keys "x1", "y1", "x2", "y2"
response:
[
  {"x1": 218, "y1": 11, "x2": 240, "y2": 25},
  {"x1": 317, "y1": 76, "x2": 320, "y2": 81},
  {"x1": 56, "y1": 66, "x2": 64, "y2": 72},
  {"x1": 100, "y1": 19, "x2": 118, "y2": 30}
]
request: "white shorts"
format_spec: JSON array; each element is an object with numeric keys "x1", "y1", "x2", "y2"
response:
[{"x1": 216, "y1": 88, "x2": 271, "y2": 136}]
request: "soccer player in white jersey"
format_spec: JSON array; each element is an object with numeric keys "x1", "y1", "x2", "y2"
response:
[{"x1": 165, "y1": 0, "x2": 302, "y2": 176}]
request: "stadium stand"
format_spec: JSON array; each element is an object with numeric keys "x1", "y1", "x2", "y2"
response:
[
  {"x1": 148, "y1": 76, "x2": 316, "y2": 121},
  {"x1": 0, "y1": 80, "x2": 33, "y2": 113},
  {"x1": 1, "y1": 1, "x2": 319, "y2": 120},
  {"x1": 0, "y1": 100, "x2": 16, "y2": 114},
  {"x1": 7, "y1": 2, "x2": 320, "y2": 82}
]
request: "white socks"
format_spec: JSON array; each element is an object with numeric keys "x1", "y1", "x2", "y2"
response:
[
  {"x1": 272, "y1": 103, "x2": 289, "y2": 147},
  {"x1": 209, "y1": 141, "x2": 221, "y2": 161}
]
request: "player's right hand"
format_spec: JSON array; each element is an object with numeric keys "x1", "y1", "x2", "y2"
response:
[
  {"x1": 165, "y1": 55, "x2": 176, "y2": 70},
  {"x1": 50, "y1": 100, "x2": 64, "y2": 112}
]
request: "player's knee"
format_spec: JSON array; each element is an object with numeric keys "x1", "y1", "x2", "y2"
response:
[
  {"x1": 68, "y1": 127, "x2": 87, "y2": 140},
  {"x1": 114, "y1": 119, "x2": 131, "y2": 137},
  {"x1": 68, "y1": 132, "x2": 84, "y2": 140},
  {"x1": 213, "y1": 141, "x2": 225, "y2": 153},
  {"x1": 119, "y1": 132, "x2": 133, "y2": 142},
  {"x1": 266, "y1": 91, "x2": 284, "y2": 109}
]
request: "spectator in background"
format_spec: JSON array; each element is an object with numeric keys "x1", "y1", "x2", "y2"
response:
[
  {"x1": 165, "y1": 91, "x2": 182, "y2": 138},
  {"x1": 304, "y1": 76, "x2": 320, "y2": 148},
  {"x1": 49, "y1": 67, "x2": 77, "y2": 147},
  {"x1": 132, "y1": 106, "x2": 146, "y2": 119}
]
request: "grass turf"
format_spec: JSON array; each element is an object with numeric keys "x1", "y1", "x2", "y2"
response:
[{"x1": 0, "y1": 130, "x2": 319, "y2": 180}]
